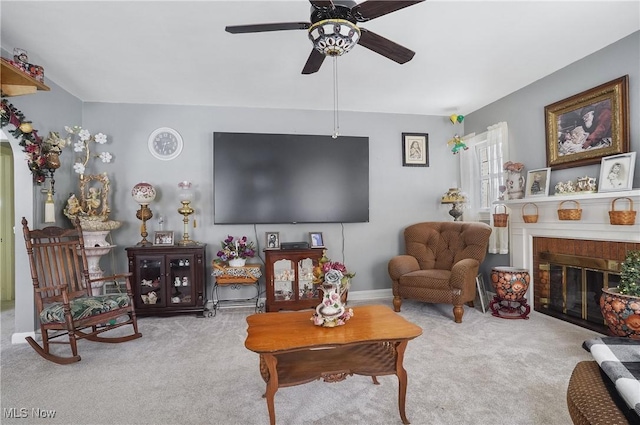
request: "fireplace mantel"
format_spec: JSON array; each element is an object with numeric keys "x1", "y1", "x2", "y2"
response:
[{"x1": 499, "y1": 189, "x2": 640, "y2": 299}]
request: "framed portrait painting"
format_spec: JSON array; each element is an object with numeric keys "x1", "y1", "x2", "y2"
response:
[
  {"x1": 544, "y1": 75, "x2": 629, "y2": 170},
  {"x1": 598, "y1": 152, "x2": 636, "y2": 192},
  {"x1": 525, "y1": 168, "x2": 551, "y2": 197},
  {"x1": 265, "y1": 232, "x2": 280, "y2": 249},
  {"x1": 402, "y1": 133, "x2": 429, "y2": 167}
]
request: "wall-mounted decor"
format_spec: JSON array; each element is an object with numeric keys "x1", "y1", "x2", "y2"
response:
[
  {"x1": 544, "y1": 75, "x2": 629, "y2": 170},
  {"x1": 598, "y1": 152, "x2": 636, "y2": 193},
  {"x1": 154, "y1": 231, "x2": 174, "y2": 246},
  {"x1": 525, "y1": 167, "x2": 551, "y2": 197},
  {"x1": 402, "y1": 133, "x2": 429, "y2": 167},
  {"x1": 265, "y1": 232, "x2": 280, "y2": 249},
  {"x1": 309, "y1": 232, "x2": 324, "y2": 248},
  {"x1": 148, "y1": 127, "x2": 183, "y2": 161}
]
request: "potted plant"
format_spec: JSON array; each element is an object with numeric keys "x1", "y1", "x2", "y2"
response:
[
  {"x1": 600, "y1": 250, "x2": 640, "y2": 339},
  {"x1": 216, "y1": 235, "x2": 256, "y2": 267}
]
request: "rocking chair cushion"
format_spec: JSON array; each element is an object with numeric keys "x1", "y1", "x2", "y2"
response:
[{"x1": 40, "y1": 294, "x2": 131, "y2": 324}]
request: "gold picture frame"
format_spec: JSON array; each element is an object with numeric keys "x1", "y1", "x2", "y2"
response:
[{"x1": 544, "y1": 75, "x2": 629, "y2": 170}]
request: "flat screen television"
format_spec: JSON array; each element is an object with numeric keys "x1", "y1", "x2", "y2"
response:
[{"x1": 213, "y1": 132, "x2": 369, "y2": 224}]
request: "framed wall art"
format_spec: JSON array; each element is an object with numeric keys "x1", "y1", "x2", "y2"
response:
[
  {"x1": 402, "y1": 133, "x2": 429, "y2": 167},
  {"x1": 525, "y1": 167, "x2": 551, "y2": 197},
  {"x1": 544, "y1": 75, "x2": 629, "y2": 170},
  {"x1": 309, "y1": 232, "x2": 324, "y2": 248},
  {"x1": 265, "y1": 232, "x2": 280, "y2": 249},
  {"x1": 154, "y1": 231, "x2": 174, "y2": 246},
  {"x1": 598, "y1": 152, "x2": 636, "y2": 192}
]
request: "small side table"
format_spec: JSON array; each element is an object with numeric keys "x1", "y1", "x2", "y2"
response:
[{"x1": 210, "y1": 263, "x2": 263, "y2": 317}]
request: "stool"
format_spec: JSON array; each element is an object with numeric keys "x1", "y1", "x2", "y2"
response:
[{"x1": 489, "y1": 266, "x2": 531, "y2": 319}]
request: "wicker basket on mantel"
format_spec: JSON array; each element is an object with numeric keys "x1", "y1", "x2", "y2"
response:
[
  {"x1": 557, "y1": 200, "x2": 582, "y2": 221},
  {"x1": 609, "y1": 197, "x2": 636, "y2": 225}
]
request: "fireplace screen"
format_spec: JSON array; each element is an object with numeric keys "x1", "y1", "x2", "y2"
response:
[{"x1": 539, "y1": 253, "x2": 620, "y2": 333}]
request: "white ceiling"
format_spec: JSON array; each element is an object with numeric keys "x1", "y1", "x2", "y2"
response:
[{"x1": 1, "y1": 1, "x2": 638, "y2": 116}]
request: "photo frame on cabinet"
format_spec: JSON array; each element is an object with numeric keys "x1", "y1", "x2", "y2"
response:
[
  {"x1": 402, "y1": 133, "x2": 429, "y2": 167},
  {"x1": 597, "y1": 152, "x2": 636, "y2": 192},
  {"x1": 154, "y1": 231, "x2": 174, "y2": 246},
  {"x1": 525, "y1": 168, "x2": 551, "y2": 197},
  {"x1": 265, "y1": 232, "x2": 280, "y2": 249},
  {"x1": 544, "y1": 75, "x2": 629, "y2": 170},
  {"x1": 309, "y1": 232, "x2": 324, "y2": 248}
]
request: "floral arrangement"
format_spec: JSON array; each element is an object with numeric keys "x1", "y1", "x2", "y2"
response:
[
  {"x1": 503, "y1": 161, "x2": 524, "y2": 172},
  {"x1": 0, "y1": 99, "x2": 50, "y2": 183},
  {"x1": 312, "y1": 251, "x2": 355, "y2": 288},
  {"x1": 65, "y1": 125, "x2": 112, "y2": 174},
  {"x1": 216, "y1": 235, "x2": 256, "y2": 261},
  {"x1": 619, "y1": 250, "x2": 640, "y2": 297}
]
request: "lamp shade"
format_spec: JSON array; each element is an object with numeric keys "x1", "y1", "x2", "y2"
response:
[
  {"x1": 441, "y1": 188, "x2": 467, "y2": 204},
  {"x1": 177, "y1": 181, "x2": 194, "y2": 202},
  {"x1": 131, "y1": 182, "x2": 156, "y2": 205}
]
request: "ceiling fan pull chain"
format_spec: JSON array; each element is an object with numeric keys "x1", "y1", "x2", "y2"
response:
[{"x1": 333, "y1": 56, "x2": 340, "y2": 139}]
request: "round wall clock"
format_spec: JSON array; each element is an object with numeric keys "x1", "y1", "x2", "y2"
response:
[{"x1": 148, "y1": 127, "x2": 183, "y2": 160}]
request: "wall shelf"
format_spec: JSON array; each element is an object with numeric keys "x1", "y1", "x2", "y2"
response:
[{"x1": 1, "y1": 58, "x2": 50, "y2": 96}]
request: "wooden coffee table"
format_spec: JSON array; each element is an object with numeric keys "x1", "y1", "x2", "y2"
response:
[{"x1": 245, "y1": 304, "x2": 423, "y2": 424}]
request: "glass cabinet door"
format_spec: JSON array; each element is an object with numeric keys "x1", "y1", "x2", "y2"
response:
[
  {"x1": 273, "y1": 259, "x2": 294, "y2": 301},
  {"x1": 168, "y1": 255, "x2": 195, "y2": 306},
  {"x1": 298, "y1": 257, "x2": 318, "y2": 300},
  {"x1": 136, "y1": 256, "x2": 165, "y2": 307}
]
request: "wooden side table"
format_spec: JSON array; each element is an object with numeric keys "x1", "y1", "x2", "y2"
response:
[{"x1": 210, "y1": 262, "x2": 263, "y2": 317}]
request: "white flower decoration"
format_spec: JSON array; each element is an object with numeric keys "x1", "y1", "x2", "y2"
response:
[
  {"x1": 74, "y1": 141, "x2": 85, "y2": 152},
  {"x1": 73, "y1": 162, "x2": 85, "y2": 174},
  {"x1": 99, "y1": 152, "x2": 112, "y2": 163},
  {"x1": 78, "y1": 129, "x2": 91, "y2": 141},
  {"x1": 94, "y1": 133, "x2": 107, "y2": 144}
]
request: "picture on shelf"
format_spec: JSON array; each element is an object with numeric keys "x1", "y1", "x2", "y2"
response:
[
  {"x1": 154, "y1": 231, "x2": 174, "y2": 246},
  {"x1": 525, "y1": 168, "x2": 551, "y2": 197},
  {"x1": 309, "y1": 232, "x2": 324, "y2": 248},
  {"x1": 598, "y1": 152, "x2": 636, "y2": 192},
  {"x1": 265, "y1": 232, "x2": 280, "y2": 249}
]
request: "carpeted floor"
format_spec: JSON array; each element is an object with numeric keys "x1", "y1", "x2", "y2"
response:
[{"x1": 1, "y1": 298, "x2": 599, "y2": 424}]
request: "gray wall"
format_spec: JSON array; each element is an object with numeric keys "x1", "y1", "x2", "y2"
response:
[{"x1": 466, "y1": 31, "x2": 640, "y2": 277}]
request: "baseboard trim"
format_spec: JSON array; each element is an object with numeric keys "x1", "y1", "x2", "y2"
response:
[
  {"x1": 348, "y1": 288, "x2": 392, "y2": 301},
  {"x1": 12, "y1": 331, "x2": 35, "y2": 345}
]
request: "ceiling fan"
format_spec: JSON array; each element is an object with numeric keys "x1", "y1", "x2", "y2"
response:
[{"x1": 225, "y1": 0, "x2": 426, "y2": 74}]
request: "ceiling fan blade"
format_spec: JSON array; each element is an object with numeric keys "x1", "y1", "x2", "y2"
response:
[
  {"x1": 309, "y1": 0, "x2": 334, "y2": 8},
  {"x1": 225, "y1": 22, "x2": 310, "y2": 34},
  {"x1": 358, "y1": 28, "x2": 415, "y2": 64},
  {"x1": 302, "y1": 49, "x2": 326, "y2": 74},
  {"x1": 352, "y1": 0, "x2": 425, "y2": 22}
]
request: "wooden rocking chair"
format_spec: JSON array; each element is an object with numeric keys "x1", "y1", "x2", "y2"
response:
[{"x1": 22, "y1": 217, "x2": 142, "y2": 364}]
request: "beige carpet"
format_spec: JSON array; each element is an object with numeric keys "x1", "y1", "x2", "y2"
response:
[{"x1": 0, "y1": 299, "x2": 599, "y2": 424}]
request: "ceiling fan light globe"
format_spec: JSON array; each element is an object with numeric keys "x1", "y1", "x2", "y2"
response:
[{"x1": 308, "y1": 19, "x2": 360, "y2": 57}]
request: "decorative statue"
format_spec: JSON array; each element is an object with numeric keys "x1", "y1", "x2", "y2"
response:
[{"x1": 503, "y1": 161, "x2": 525, "y2": 200}]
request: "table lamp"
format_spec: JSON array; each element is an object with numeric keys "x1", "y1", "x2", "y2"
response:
[
  {"x1": 441, "y1": 188, "x2": 467, "y2": 221},
  {"x1": 131, "y1": 182, "x2": 156, "y2": 246},
  {"x1": 177, "y1": 181, "x2": 197, "y2": 246}
]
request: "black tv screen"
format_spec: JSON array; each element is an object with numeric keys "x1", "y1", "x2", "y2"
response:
[{"x1": 213, "y1": 132, "x2": 369, "y2": 224}]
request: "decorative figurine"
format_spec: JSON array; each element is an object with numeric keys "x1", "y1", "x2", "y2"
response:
[{"x1": 447, "y1": 134, "x2": 468, "y2": 154}]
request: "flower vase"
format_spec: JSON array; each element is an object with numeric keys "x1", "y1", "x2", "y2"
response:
[
  {"x1": 506, "y1": 170, "x2": 525, "y2": 200},
  {"x1": 312, "y1": 281, "x2": 353, "y2": 327},
  {"x1": 228, "y1": 258, "x2": 246, "y2": 267}
]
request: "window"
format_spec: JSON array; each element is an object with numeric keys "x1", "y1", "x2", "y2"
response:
[{"x1": 476, "y1": 138, "x2": 504, "y2": 211}]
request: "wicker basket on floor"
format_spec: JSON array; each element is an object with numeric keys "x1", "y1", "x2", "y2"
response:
[
  {"x1": 558, "y1": 200, "x2": 582, "y2": 220},
  {"x1": 608, "y1": 197, "x2": 636, "y2": 225},
  {"x1": 522, "y1": 202, "x2": 539, "y2": 223},
  {"x1": 493, "y1": 204, "x2": 509, "y2": 227}
]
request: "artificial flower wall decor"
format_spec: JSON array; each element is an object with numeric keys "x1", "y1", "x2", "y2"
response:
[{"x1": 0, "y1": 98, "x2": 50, "y2": 183}]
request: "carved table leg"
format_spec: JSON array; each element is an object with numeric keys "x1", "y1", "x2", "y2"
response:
[
  {"x1": 262, "y1": 353, "x2": 279, "y2": 425},
  {"x1": 395, "y1": 340, "x2": 411, "y2": 424}
]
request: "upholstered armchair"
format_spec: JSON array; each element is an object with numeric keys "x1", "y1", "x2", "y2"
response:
[{"x1": 388, "y1": 222, "x2": 492, "y2": 323}]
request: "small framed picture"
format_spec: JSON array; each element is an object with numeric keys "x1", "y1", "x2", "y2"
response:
[
  {"x1": 154, "y1": 231, "x2": 174, "y2": 246},
  {"x1": 598, "y1": 152, "x2": 636, "y2": 192},
  {"x1": 525, "y1": 167, "x2": 551, "y2": 197},
  {"x1": 402, "y1": 133, "x2": 429, "y2": 167},
  {"x1": 265, "y1": 232, "x2": 280, "y2": 249},
  {"x1": 309, "y1": 232, "x2": 324, "y2": 248}
]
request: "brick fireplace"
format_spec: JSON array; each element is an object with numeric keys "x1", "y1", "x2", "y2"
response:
[{"x1": 501, "y1": 189, "x2": 640, "y2": 331}]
